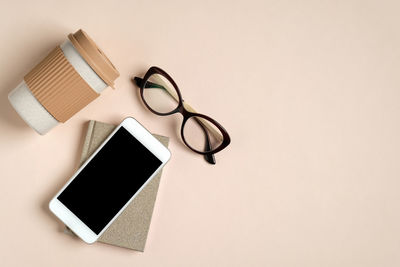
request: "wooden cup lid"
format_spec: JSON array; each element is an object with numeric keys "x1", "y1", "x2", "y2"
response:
[{"x1": 68, "y1": 29, "x2": 119, "y2": 88}]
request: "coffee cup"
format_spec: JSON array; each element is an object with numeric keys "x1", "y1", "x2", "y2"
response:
[{"x1": 8, "y1": 29, "x2": 119, "y2": 134}]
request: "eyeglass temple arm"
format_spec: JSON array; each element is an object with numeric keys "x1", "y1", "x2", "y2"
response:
[
  {"x1": 134, "y1": 77, "x2": 217, "y2": 164},
  {"x1": 194, "y1": 117, "x2": 216, "y2": 164}
]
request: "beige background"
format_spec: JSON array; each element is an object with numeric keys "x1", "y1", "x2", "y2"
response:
[{"x1": 0, "y1": 0, "x2": 399, "y2": 266}]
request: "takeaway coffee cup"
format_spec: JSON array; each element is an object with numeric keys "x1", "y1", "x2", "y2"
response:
[{"x1": 8, "y1": 29, "x2": 119, "y2": 135}]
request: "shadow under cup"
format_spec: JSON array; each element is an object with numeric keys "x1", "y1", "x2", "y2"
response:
[{"x1": 8, "y1": 29, "x2": 119, "y2": 135}]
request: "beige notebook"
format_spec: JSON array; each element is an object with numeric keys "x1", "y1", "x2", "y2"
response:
[{"x1": 65, "y1": 120, "x2": 169, "y2": 251}]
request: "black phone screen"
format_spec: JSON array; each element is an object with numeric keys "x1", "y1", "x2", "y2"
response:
[{"x1": 57, "y1": 127, "x2": 162, "y2": 234}]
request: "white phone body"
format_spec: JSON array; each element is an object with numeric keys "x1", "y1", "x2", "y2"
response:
[{"x1": 49, "y1": 117, "x2": 171, "y2": 244}]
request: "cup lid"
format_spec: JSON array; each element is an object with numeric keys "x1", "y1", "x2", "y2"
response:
[{"x1": 68, "y1": 29, "x2": 119, "y2": 88}]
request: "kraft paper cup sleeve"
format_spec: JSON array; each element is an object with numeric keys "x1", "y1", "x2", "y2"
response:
[{"x1": 24, "y1": 46, "x2": 99, "y2": 123}]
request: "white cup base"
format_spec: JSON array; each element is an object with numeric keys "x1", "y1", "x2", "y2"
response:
[{"x1": 8, "y1": 81, "x2": 59, "y2": 135}]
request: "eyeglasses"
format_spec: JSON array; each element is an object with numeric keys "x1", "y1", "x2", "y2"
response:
[{"x1": 132, "y1": 66, "x2": 231, "y2": 165}]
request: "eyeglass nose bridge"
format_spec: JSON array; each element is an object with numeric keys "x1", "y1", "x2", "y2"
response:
[{"x1": 177, "y1": 101, "x2": 194, "y2": 117}]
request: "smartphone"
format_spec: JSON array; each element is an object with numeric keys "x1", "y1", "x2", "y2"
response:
[{"x1": 49, "y1": 117, "x2": 171, "y2": 243}]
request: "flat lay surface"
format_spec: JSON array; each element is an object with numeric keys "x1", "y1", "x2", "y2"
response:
[{"x1": 0, "y1": 0, "x2": 400, "y2": 266}]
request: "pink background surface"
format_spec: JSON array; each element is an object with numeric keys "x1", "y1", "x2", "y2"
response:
[{"x1": 1, "y1": 0, "x2": 400, "y2": 266}]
